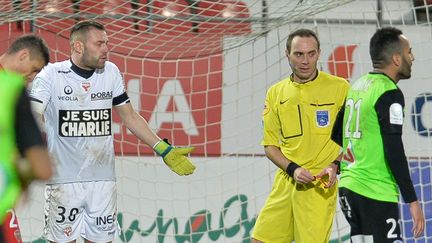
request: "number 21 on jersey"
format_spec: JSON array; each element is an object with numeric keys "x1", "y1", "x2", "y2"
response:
[{"x1": 343, "y1": 98, "x2": 363, "y2": 163}]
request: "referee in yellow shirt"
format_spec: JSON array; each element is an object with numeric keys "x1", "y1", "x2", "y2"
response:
[{"x1": 252, "y1": 28, "x2": 349, "y2": 243}]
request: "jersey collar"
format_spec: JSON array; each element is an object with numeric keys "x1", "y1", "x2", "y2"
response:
[
  {"x1": 289, "y1": 70, "x2": 319, "y2": 86},
  {"x1": 70, "y1": 59, "x2": 95, "y2": 79},
  {"x1": 369, "y1": 71, "x2": 396, "y2": 83}
]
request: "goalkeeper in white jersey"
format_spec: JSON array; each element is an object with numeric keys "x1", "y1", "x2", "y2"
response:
[{"x1": 29, "y1": 20, "x2": 196, "y2": 243}]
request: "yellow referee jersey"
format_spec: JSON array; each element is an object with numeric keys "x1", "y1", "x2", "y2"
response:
[{"x1": 262, "y1": 71, "x2": 349, "y2": 174}]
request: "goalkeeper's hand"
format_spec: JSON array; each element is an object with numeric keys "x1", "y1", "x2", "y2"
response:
[{"x1": 153, "y1": 139, "x2": 196, "y2": 175}]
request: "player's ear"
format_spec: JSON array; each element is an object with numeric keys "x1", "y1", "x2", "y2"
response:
[
  {"x1": 73, "y1": 41, "x2": 84, "y2": 54},
  {"x1": 18, "y1": 48, "x2": 30, "y2": 62},
  {"x1": 392, "y1": 53, "x2": 402, "y2": 67},
  {"x1": 285, "y1": 49, "x2": 292, "y2": 64}
]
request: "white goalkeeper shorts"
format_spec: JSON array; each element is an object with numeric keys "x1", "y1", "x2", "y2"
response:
[{"x1": 43, "y1": 181, "x2": 120, "y2": 242}]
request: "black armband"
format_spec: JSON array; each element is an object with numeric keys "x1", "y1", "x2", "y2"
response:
[
  {"x1": 332, "y1": 160, "x2": 341, "y2": 175},
  {"x1": 286, "y1": 162, "x2": 301, "y2": 177}
]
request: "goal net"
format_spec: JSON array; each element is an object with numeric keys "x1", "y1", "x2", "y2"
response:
[{"x1": 1, "y1": 0, "x2": 431, "y2": 242}]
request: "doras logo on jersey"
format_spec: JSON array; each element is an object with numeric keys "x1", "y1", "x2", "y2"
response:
[
  {"x1": 59, "y1": 109, "x2": 111, "y2": 137},
  {"x1": 316, "y1": 110, "x2": 330, "y2": 127},
  {"x1": 91, "y1": 91, "x2": 113, "y2": 101}
]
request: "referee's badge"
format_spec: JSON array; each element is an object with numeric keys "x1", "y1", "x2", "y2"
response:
[{"x1": 316, "y1": 110, "x2": 329, "y2": 127}]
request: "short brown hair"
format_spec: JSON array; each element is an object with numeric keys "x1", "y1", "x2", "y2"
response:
[
  {"x1": 7, "y1": 34, "x2": 49, "y2": 65},
  {"x1": 286, "y1": 29, "x2": 320, "y2": 53},
  {"x1": 70, "y1": 20, "x2": 105, "y2": 44}
]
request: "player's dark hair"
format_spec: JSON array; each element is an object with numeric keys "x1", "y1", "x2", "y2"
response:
[
  {"x1": 286, "y1": 29, "x2": 320, "y2": 53},
  {"x1": 70, "y1": 20, "x2": 105, "y2": 43},
  {"x1": 7, "y1": 34, "x2": 49, "y2": 64},
  {"x1": 370, "y1": 26, "x2": 403, "y2": 68}
]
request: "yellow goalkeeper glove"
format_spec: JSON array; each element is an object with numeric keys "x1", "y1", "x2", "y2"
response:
[{"x1": 153, "y1": 139, "x2": 196, "y2": 175}]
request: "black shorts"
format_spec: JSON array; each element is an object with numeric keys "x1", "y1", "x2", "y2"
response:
[{"x1": 339, "y1": 187, "x2": 403, "y2": 243}]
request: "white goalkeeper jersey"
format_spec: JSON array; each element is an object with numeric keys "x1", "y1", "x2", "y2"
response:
[{"x1": 30, "y1": 59, "x2": 129, "y2": 184}]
